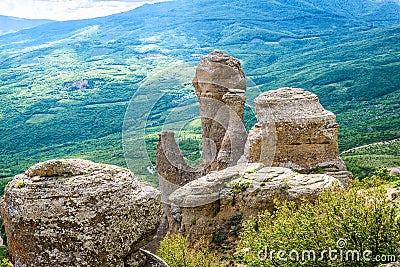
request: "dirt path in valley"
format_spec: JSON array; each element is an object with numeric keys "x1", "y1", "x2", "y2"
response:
[{"x1": 340, "y1": 138, "x2": 400, "y2": 155}]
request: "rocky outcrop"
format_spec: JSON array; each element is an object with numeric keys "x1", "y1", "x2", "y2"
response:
[
  {"x1": 157, "y1": 53, "x2": 352, "y2": 245},
  {"x1": 156, "y1": 51, "x2": 248, "y2": 191},
  {"x1": 242, "y1": 87, "x2": 352, "y2": 185},
  {"x1": 156, "y1": 51, "x2": 249, "y2": 238},
  {"x1": 193, "y1": 50, "x2": 247, "y2": 171},
  {"x1": 0, "y1": 159, "x2": 162, "y2": 267},
  {"x1": 156, "y1": 130, "x2": 206, "y2": 187},
  {"x1": 167, "y1": 163, "x2": 339, "y2": 244},
  {"x1": 389, "y1": 166, "x2": 400, "y2": 175}
]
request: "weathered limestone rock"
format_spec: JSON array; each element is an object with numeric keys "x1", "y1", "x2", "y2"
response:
[
  {"x1": 156, "y1": 55, "x2": 353, "y2": 248},
  {"x1": 389, "y1": 166, "x2": 400, "y2": 175},
  {"x1": 192, "y1": 50, "x2": 247, "y2": 171},
  {"x1": 0, "y1": 159, "x2": 162, "y2": 267},
  {"x1": 168, "y1": 163, "x2": 339, "y2": 244},
  {"x1": 156, "y1": 51, "x2": 248, "y2": 192},
  {"x1": 156, "y1": 51, "x2": 248, "y2": 238},
  {"x1": 156, "y1": 131, "x2": 206, "y2": 187},
  {"x1": 243, "y1": 87, "x2": 352, "y2": 185}
]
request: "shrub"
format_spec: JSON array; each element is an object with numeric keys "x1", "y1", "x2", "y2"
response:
[
  {"x1": 14, "y1": 181, "x2": 24, "y2": 188},
  {"x1": 157, "y1": 232, "x2": 219, "y2": 267},
  {"x1": 238, "y1": 185, "x2": 400, "y2": 266},
  {"x1": 0, "y1": 246, "x2": 9, "y2": 267},
  {"x1": 212, "y1": 230, "x2": 228, "y2": 246},
  {"x1": 355, "y1": 167, "x2": 400, "y2": 189},
  {"x1": 229, "y1": 179, "x2": 253, "y2": 194},
  {"x1": 0, "y1": 258, "x2": 10, "y2": 267}
]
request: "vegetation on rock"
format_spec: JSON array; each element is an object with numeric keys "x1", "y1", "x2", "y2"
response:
[
  {"x1": 157, "y1": 233, "x2": 220, "y2": 267},
  {"x1": 157, "y1": 169, "x2": 400, "y2": 266},
  {"x1": 237, "y1": 179, "x2": 400, "y2": 266}
]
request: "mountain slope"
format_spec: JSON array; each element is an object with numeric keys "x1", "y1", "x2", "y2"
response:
[
  {"x1": 0, "y1": 0, "x2": 399, "y2": 181},
  {"x1": 0, "y1": 15, "x2": 53, "y2": 36}
]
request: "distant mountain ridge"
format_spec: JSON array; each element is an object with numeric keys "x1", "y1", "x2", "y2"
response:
[
  {"x1": 0, "y1": 0, "x2": 399, "y2": 181},
  {"x1": 0, "y1": 15, "x2": 53, "y2": 36},
  {"x1": 1, "y1": 0, "x2": 400, "y2": 47}
]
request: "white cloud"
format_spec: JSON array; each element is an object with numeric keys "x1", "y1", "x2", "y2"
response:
[{"x1": 0, "y1": 0, "x2": 168, "y2": 21}]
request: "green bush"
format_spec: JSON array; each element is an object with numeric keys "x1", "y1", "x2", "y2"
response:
[
  {"x1": 354, "y1": 168, "x2": 400, "y2": 189},
  {"x1": 0, "y1": 258, "x2": 10, "y2": 267},
  {"x1": 229, "y1": 179, "x2": 254, "y2": 194},
  {"x1": 238, "y1": 185, "x2": 400, "y2": 266},
  {"x1": 0, "y1": 246, "x2": 9, "y2": 267},
  {"x1": 157, "y1": 232, "x2": 220, "y2": 267},
  {"x1": 212, "y1": 230, "x2": 228, "y2": 246}
]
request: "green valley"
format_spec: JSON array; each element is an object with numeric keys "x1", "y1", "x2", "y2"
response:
[{"x1": 0, "y1": 0, "x2": 399, "y2": 183}]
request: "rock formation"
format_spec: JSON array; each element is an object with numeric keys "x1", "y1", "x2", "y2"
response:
[
  {"x1": 156, "y1": 131, "x2": 206, "y2": 187},
  {"x1": 156, "y1": 51, "x2": 248, "y2": 191},
  {"x1": 158, "y1": 53, "x2": 353, "y2": 245},
  {"x1": 167, "y1": 163, "x2": 339, "y2": 245},
  {"x1": 242, "y1": 87, "x2": 352, "y2": 185},
  {"x1": 156, "y1": 50, "x2": 250, "y2": 243},
  {"x1": 387, "y1": 187, "x2": 400, "y2": 201},
  {"x1": 0, "y1": 159, "x2": 162, "y2": 267},
  {"x1": 192, "y1": 50, "x2": 247, "y2": 171}
]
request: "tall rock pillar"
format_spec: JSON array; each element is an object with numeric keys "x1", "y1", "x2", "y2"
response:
[
  {"x1": 192, "y1": 50, "x2": 247, "y2": 171},
  {"x1": 156, "y1": 51, "x2": 248, "y2": 188}
]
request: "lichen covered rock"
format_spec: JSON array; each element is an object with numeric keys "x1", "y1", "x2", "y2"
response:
[
  {"x1": 0, "y1": 159, "x2": 162, "y2": 267},
  {"x1": 167, "y1": 163, "x2": 339, "y2": 244}
]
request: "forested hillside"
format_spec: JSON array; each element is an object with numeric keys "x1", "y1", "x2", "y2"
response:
[{"x1": 0, "y1": 0, "x2": 399, "y2": 182}]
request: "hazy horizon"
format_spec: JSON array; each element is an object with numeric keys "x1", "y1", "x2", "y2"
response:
[{"x1": 0, "y1": 0, "x2": 171, "y2": 21}]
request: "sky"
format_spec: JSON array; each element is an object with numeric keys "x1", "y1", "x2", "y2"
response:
[{"x1": 0, "y1": 0, "x2": 168, "y2": 21}]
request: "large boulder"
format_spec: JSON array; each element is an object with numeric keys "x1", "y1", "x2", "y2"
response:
[
  {"x1": 167, "y1": 163, "x2": 339, "y2": 244},
  {"x1": 0, "y1": 159, "x2": 162, "y2": 267},
  {"x1": 242, "y1": 87, "x2": 352, "y2": 185}
]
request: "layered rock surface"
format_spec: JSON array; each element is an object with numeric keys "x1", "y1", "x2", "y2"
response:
[
  {"x1": 242, "y1": 87, "x2": 352, "y2": 185},
  {"x1": 0, "y1": 159, "x2": 162, "y2": 267},
  {"x1": 168, "y1": 163, "x2": 339, "y2": 243}
]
